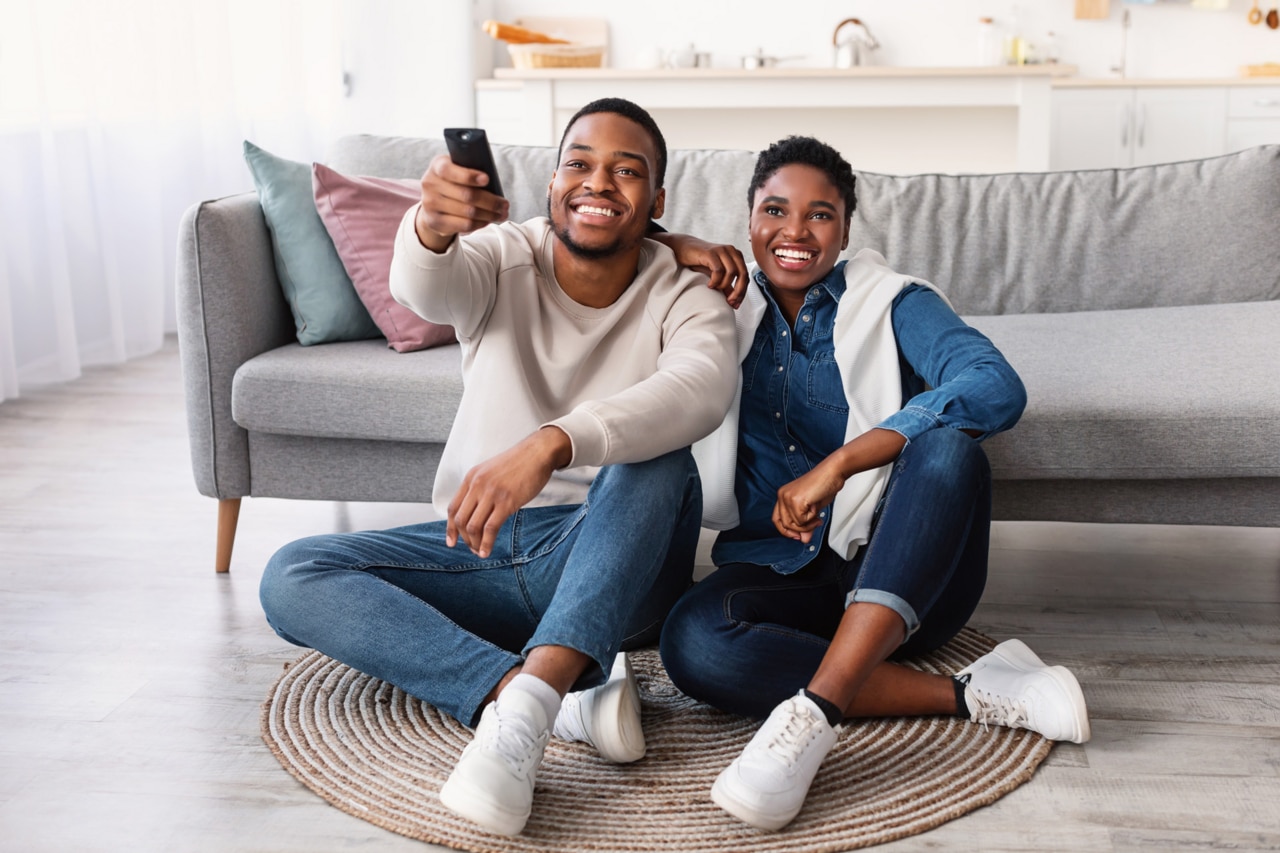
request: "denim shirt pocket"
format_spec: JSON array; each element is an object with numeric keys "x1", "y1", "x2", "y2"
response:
[{"x1": 807, "y1": 352, "x2": 849, "y2": 414}]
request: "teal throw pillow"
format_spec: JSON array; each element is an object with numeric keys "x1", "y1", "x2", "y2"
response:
[{"x1": 243, "y1": 140, "x2": 381, "y2": 345}]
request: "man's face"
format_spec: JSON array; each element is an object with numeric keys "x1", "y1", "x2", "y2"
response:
[{"x1": 547, "y1": 112, "x2": 665, "y2": 260}]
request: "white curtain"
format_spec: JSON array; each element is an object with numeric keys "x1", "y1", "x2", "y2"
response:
[{"x1": 0, "y1": 0, "x2": 343, "y2": 402}]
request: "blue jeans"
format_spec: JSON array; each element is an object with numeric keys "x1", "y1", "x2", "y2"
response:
[
  {"x1": 260, "y1": 448, "x2": 701, "y2": 727},
  {"x1": 660, "y1": 428, "x2": 991, "y2": 719}
]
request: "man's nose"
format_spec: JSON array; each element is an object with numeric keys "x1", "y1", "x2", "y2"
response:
[{"x1": 583, "y1": 165, "x2": 616, "y2": 193}]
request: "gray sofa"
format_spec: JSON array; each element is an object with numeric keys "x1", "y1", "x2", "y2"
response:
[{"x1": 177, "y1": 136, "x2": 1280, "y2": 572}]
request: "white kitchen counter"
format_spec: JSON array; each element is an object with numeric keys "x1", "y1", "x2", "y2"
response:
[
  {"x1": 1054, "y1": 76, "x2": 1280, "y2": 88},
  {"x1": 477, "y1": 65, "x2": 1078, "y2": 173}
]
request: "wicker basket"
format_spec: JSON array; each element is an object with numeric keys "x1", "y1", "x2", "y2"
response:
[{"x1": 508, "y1": 43, "x2": 604, "y2": 69}]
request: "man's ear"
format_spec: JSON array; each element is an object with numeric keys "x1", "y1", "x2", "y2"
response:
[
  {"x1": 650, "y1": 187, "x2": 666, "y2": 220},
  {"x1": 841, "y1": 219, "x2": 851, "y2": 251}
]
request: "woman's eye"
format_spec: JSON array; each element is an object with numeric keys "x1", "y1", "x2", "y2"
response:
[{"x1": 764, "y1": 205, "x2": 783, "y2": 216}]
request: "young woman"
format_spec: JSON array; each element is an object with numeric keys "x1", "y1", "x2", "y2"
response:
[{"x1": 657, "y1": 136, "x2": 1091, "y2": 832}]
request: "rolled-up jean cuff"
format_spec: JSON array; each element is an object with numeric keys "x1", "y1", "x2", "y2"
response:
[{"x1": 845, "y1": 588, "x2": 920, "y2": 638}]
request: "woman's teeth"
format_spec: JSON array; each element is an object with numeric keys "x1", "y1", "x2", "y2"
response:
[{"x1": 774, "y1": 248, "x2": 814, "y2": 260}]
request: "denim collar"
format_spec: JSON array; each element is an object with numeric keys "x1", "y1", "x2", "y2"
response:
[{"x1": 753, "y1": 260, "x2": 848, "y2": 314}]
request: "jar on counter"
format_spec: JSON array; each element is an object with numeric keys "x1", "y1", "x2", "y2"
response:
[{"x1": 976, "y1": 17, "x2": 1003, "y2": 66}]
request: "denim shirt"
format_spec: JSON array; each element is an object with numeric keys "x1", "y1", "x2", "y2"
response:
[{"x1": 712, "y1": 261, "x2": 1026, "y2": 574}]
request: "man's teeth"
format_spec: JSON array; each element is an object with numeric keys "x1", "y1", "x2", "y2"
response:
[
  {"x1": 774, "y1": 248, "x2": 814, "y2": 260},
  {"x1": 577, "y1": 205, "x2": 617, "y2": 217}
]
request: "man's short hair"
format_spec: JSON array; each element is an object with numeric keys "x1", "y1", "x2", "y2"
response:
[
  {"x1": 559, "y1": 98, "x2": 668, "y2": 189},
  {"x1": 748, "y1": 136, "x2": 857, "y2": 220}
]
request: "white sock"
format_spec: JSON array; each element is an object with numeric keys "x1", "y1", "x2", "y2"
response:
[{"x1": 503, "y1": 673, "x2": 562, "y2": 729}]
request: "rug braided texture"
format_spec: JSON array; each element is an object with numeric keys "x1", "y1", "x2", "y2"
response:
[{"x1": 261, "y1": 627, "x2": 1051, "y2": 852}]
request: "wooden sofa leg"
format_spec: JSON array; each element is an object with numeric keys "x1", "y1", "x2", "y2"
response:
[{"x1": 216, "y1": 498, "x2": 242, "y2": 574}]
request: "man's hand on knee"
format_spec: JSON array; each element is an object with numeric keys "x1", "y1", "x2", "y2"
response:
[{"x1": 446, "y1": 427, "x2": 573, "y2": 558}]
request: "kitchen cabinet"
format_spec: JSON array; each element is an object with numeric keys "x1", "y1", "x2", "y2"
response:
[
  {"x1": 1051, "y1": 86, "x2": 1227, "y2": 170},
  {"x1": 1225, "y1": 86, "x2": 1280, "y2": 153}
]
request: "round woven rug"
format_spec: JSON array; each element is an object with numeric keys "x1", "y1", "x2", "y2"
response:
[{"x1": 262, "y1": 628, "x2": 1051, "y2": 852}]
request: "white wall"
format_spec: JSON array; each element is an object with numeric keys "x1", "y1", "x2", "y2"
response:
[
  {"x1": 326, "y1": 0, "x2": 495, "y2": 147},
  {"x1": 489, "y1": 0, "x2": 1279, "y2": 79}
]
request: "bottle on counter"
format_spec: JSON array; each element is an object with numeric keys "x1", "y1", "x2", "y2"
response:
[
  {"x1": 1042, "y1": 31, "x2": 1059, "y2": 65},
  {"x1": 976, "y1": 17, "x2": 1003, "y2": 66},
  {"x1": 1003, "y1": 3, "x2": 1027, "y2": 65}
]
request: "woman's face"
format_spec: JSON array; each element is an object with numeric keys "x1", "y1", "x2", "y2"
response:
[{"x1": 749, "y1": 164, "x2": 850, "y2": 299}]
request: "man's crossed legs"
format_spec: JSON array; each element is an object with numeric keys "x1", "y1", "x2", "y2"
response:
[{"x1": 260, "y1": 448, "x2": 701, "y2": 835}]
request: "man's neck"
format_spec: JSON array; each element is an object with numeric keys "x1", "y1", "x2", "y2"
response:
[{"x1": 550, "y1": 238, "x2": 643, "y2": 309}]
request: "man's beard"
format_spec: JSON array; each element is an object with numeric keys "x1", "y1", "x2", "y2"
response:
[{"x1": 547, "y1": 196, "x2": 636, "y2": 260}]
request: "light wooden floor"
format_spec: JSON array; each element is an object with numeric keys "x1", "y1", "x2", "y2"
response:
[{"x1": 2, "y1": 336, "x2": 1278, "y2": 852}]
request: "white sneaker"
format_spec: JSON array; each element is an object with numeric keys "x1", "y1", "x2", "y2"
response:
[
  {"x1": 956, "y1": 638, "x2": 1092, "y2": 744},
  {"x1": 552, "y1": 652, "x2": 646, "y2": 763},
  {"x1": 439, "y1": 688, "x2": 550, "y2": 836},
  {"x1": 711, "y1": 691, "x2": 840, "y2": 831}
]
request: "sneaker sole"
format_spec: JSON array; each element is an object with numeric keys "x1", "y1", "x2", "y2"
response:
[
  {"x1": 439, "y1": 772, "x2": 530, "y2": 837},
  {"x1": 584, "y1": 654, "x2": 646, "y2": 763},
  {"x1": 710, "y1": 768, "x2": 797, "y2": 832},
  {"x1": 990, "y1": 639, "x2": 1092, "y2": 744}
]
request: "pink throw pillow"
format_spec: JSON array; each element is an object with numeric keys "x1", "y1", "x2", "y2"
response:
[{"x1": 312, "y1": 163, "x2": 457, "y2": 353}]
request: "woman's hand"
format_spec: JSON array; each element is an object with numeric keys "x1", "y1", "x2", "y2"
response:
[
  {"x1": 651, "y1": 233, "x2": 749, "y2": 309},
  {"x1": 773, "y1": 428, "x2": 909, "y2": 543},
  {"x1": 773, "y1": 459, "x2": 846, "y2": 543}
]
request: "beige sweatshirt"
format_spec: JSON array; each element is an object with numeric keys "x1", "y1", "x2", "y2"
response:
[{"x1": 390, "y1": 211, "x2": 738, "y2": 513}]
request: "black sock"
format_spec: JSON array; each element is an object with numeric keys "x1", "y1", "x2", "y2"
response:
[
  {"x1": 802, "y1": 689, "x2": 844, "y2": 727},
  {"x1": 953, "y1": 674, "x2": 972, "y2": 719}
]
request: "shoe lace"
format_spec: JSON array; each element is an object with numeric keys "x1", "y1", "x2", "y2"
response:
[
  {"x1": 763, "y1": 702, "x2": 822, "y2": 768},
  {"x1": 551, "y1": 692, "x2": 588, "y2": 744},
  {"x1": 962, "y1": 674, "x2": 1030, "y2": 732},
  {"x1": 486, "y1": 708, "x2": 545, "y2": 774}
]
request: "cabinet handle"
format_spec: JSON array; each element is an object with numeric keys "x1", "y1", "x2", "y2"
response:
[
  {"x1": 1254, "y1": 98, "x2": 1280, "y2": 108},
  {"x1": 1137, "y1": 104, "x2": 1146, "y2": 148},
  {"x1": 1121, "y1": 103, "x2": 1130, "y2": 148}
]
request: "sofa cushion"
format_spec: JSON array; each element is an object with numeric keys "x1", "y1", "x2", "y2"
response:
[
  {"x1": 242, "y1": 141, "x2": 382, "y2": 346},
  {"x1": 231, "y1": 340, "x2": 464, "y2": 443},
  {"x1": 972, "y1": 300, "x2": 1280, "y2": 480},
  {"x1": 311, "y1": 164, "x2": 457, "y2": 353},
  {"x1": 854, "y1": 145, "x2": 1280, "y2": 316}
]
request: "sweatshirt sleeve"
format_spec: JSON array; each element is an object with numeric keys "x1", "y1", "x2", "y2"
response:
[
  {"x1": 388, "y1": 204, "x2": 498, "y2": 341},
  {"x1": 878, "y1": 285, "x2": 1027, "y2": 442},
  {"x1": 547, "y1": 264, "x2": 740, "y2": 468}
]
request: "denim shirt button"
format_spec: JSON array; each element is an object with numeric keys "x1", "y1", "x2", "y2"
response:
[
  {"x1": 801, "y1": 314, "x2": 811, "y2": 323},
  {"x1": 808, "y1": 545, "x2": 816, "y2": 551},
  {"x1": 774, "y1": 412, "x2": 781, "y2": 419},
  {"x1": 788, "y1": 445, "x2": 796, "y2": 452}
]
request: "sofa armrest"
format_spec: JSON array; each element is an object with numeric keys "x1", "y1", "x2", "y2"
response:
[{"x1": 176, "y1": 191, "x2": 295, "y2": 499}]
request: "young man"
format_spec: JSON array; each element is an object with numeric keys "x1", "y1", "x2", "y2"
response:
[{"x1": 258, "y1": 99, "x2": 738, "y2": 836}]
